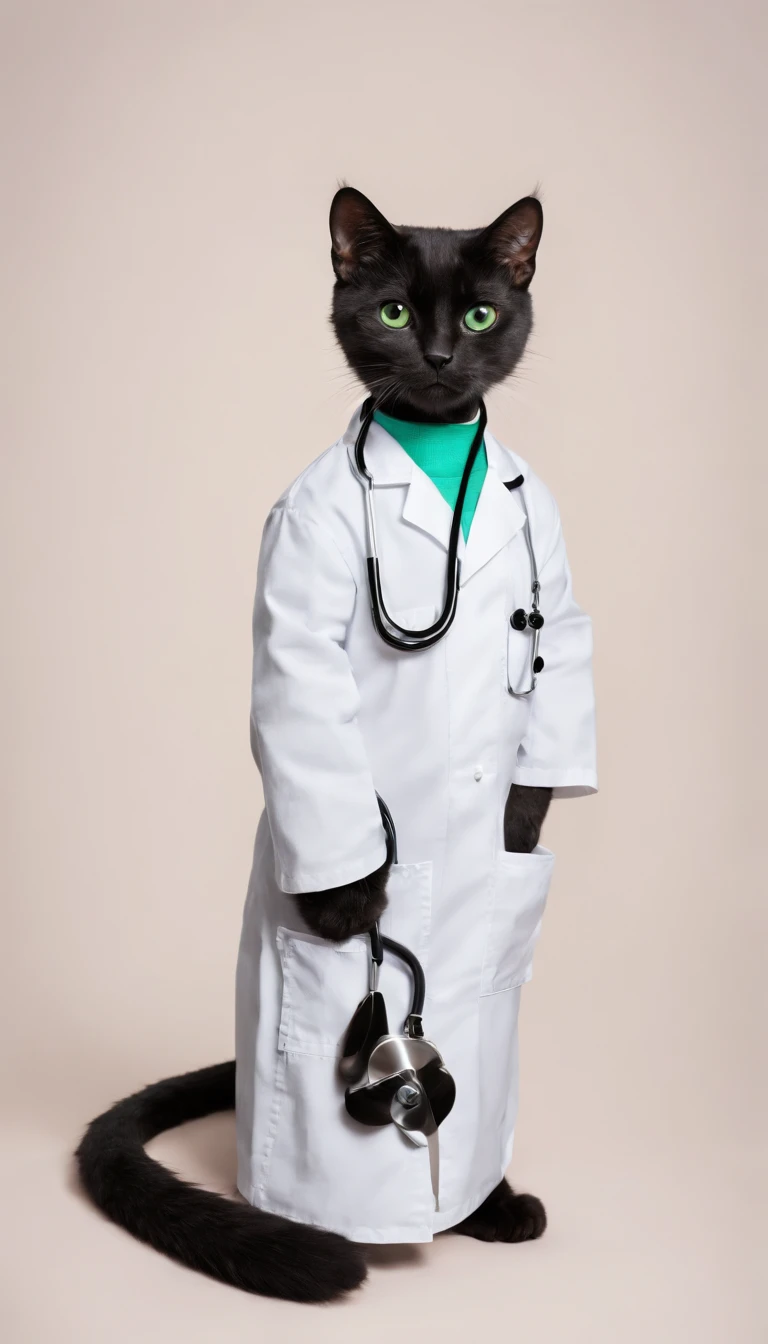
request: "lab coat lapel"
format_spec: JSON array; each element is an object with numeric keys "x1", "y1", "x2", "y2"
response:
[
  {"x1": 344, "y1": 406, "x2": 525, "y2": 563},
  {"x1": 344, "y1": 407, "x2": 453, "y2": 551},
  {"x1": 401, "y1": 465, "x2": 453, "y2": 550},
  {"x1": 459, "y1": 433, "x2": 526, "y2": 583},
  {"x1": 344, "y1": 411, "x2": 413, "y2": 486}
]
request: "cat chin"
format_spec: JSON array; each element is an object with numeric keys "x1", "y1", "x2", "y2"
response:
[{"x1": 400, "y1": 386, "x2": 480, "y2": 419}]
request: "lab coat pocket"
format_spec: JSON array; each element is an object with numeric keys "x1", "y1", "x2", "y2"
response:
[
  {"x1": 262, "y1": 870, "x2": 435, "y2": 1235},
  {"x1": 276, "y1": 926, "x2": 368, "y2": 1058},
  {"x1": 274, "y1": 857, "x2": 432, "y2": 1058},
  {"x1": 480, "y1": 847, "x2": 555, "y2": 995}
]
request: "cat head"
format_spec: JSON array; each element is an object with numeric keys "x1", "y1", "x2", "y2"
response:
[{"x1": 329, "y1": 187, "x2": 542, "y2": 421}]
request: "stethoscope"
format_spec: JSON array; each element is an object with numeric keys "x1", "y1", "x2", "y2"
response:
[
  {"x1": 339, "y1": 796, "x2": 456, "y2": 1210},
  {"x1": 352, "y1": 398, "x2": 545, "y2": 695}
]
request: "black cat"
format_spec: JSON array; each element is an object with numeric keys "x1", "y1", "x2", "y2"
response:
[{"x1": 75, "y1": 187, "x2": 551, "y2": 1303}]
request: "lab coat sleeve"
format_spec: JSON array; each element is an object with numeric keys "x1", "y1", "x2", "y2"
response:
[
  {"x1": 250, "y1": 504, "x2": 387, "y2": 894},
  {"x1": 513, "y1": 504, "x2": 598, "y2": 799}
]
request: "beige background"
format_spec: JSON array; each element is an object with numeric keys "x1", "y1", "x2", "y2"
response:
[{"x1": 1, "y1": 1, "x2": 765, "y2": 1340}]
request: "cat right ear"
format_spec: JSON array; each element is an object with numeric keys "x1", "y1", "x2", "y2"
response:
[
  {"x1": 330, "y1": 187, "x2": 397, "y2": 282},
  {"x1": 477, "y1": 196, "x2": 544, "y2": 289}
]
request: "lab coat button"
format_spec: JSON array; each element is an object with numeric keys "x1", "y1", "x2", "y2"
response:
[{"x1": 473, "y1": 766, "x2": 483, "y2": 781}]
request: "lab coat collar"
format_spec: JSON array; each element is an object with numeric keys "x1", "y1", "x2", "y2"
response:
[
  {"x1": 343, "y1": 404, "x2": 415, "y2": 485},
  {"x1": 343, "y1": 404, "x2": 526, "y2": 582}
]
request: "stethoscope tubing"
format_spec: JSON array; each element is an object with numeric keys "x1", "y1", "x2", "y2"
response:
[
  {"x1": 512, "y1": 508, "x2": 542, "y2": 697},
  {"x1": 354, "y1": 398, "x2": 488, "y2": 650},
  {"x1": 354, "y1": 398, "x2": 541, "y2": 690},
  {"x1": 372, "y1": 794, "x2": 426, "y2": 1029}
]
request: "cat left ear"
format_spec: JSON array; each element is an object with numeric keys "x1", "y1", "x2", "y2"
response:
[
  {"x1": 330, "y1": 187, "x2": 398, "y2": 282},
  {"x1": 478, "y1": 196, "x2": 543, "y2": 289}
]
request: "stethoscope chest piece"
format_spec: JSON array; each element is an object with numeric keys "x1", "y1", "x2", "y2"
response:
[
  {"x1": 342, "y1": 1011, "x2": 456, "y2": 1211},
  {"x1": 338, "y1": 797, "x2": 456, "y2": 1208},
  {"x1": 344, "y1": 1032, "x2": 456, "y2": 1135},
  {"x1": 339, "y1": 795, "x2": 456, "y2": 1208}
]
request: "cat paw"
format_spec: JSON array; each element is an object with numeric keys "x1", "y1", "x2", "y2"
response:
[
  {"x1": 296, "y1": 860, "x2": 390, "y2": 941},
  {"x1": 503, "y1": 783, "x2": 553, "y2": 854},
  {"x1": 454, "y1": 1179, "x2": 547, "y2": 1244}
]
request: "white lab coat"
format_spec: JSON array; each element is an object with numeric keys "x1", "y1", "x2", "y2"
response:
[{"x1": 235, "y1": 405, "x2": 597, "y2": 1243}]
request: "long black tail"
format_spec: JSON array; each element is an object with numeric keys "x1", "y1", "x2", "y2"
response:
[{"x1": 75, "y1": 1061, "x2": 367, "y2": 1303}]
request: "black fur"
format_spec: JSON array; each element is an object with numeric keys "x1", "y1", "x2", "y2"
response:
[
  {"x1": 330, "y1": 185, "x2": 542, "y2": 423},
  {"x1": 75, "y1": 1062, "x2": 366, "y2": 1302},
  {"x1": 504, "y1": 784, "x2": 552, "y2": 854},
  {"x1": 75, "y1": 187, "x2": 549, "y2": 1299},
  {"x1": 297, "y1": 855, "x2": 390, "y2": 941},
  {"x1": 455, "y1": 1179, "x2": 547, "y2": 1242}
]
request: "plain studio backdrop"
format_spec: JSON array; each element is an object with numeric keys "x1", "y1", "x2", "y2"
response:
[{"x1": 1, "y1": 2, "x2": 765, "y2": 1340}]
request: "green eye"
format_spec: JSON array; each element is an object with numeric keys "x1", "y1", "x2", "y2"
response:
[
  {"x1": 379, "y1": 301, "x2": 411, "y2": 329},
  {"x1": 464, "y1": 304, "x2": 498, "y2": 332}
]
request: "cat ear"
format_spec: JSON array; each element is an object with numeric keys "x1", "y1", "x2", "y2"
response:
[
  {"x1": 478, "y1": 196, "x2": 543, "y2": 289},
  {"x1": 330, "y1": 187, "x2": 398, "y2": 281}
]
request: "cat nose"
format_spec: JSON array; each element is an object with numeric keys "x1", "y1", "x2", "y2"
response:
[{"x1": 425, "y1": 352, "x2": 453, "y2": 373}]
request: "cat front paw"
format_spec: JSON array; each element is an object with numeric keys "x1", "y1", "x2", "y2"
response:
[
  {"x1": 296, "y1": 860, "x2": 390, "y2": 942},
  {"x1": 503, "y1": 784, "x2": 552, "y2": 853}
]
